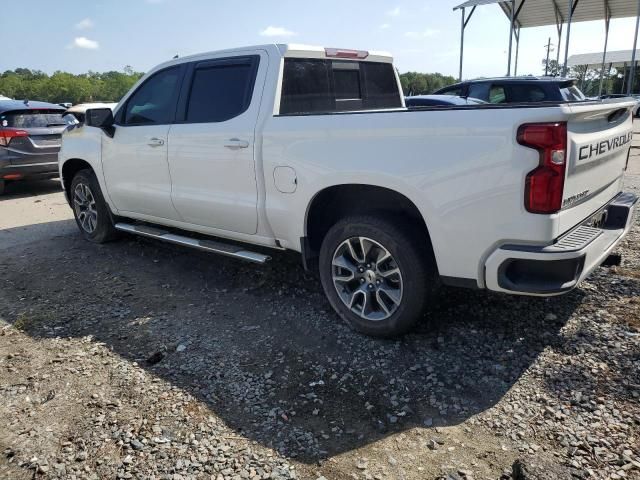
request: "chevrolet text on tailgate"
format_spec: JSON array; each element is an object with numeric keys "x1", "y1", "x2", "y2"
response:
[{"x1": 58, "y1": 44, "x2": 638, "y2": 337}]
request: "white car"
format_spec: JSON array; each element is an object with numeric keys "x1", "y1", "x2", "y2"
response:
[
  {"x1": 63, "y1": 102, "x2": 117, "y2": 124},
  {"x1": 59, "y1": 44, "x2": 637, "y2": 336}
]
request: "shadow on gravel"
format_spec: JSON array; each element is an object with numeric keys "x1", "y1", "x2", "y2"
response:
[
  {"x1": 0, "y1": 219, "x2": 77, "y2": 250},
  {"x1": 0, "y1": 228, "x2": 585, "y2": 463},
  {"x1": 0, "y1": 178, "x2": 62, "y2": 201}
]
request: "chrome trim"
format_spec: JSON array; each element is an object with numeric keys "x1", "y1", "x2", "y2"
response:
[{"x1": 4, "y1": 161, "x2": 59, "y2": 168}]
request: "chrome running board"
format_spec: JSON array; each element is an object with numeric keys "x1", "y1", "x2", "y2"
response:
[{"x1": 114, "y1": 223, "x2": 271, "y2": 264}]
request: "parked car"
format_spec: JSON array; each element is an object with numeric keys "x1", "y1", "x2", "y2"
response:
[
  {"x1": 405, "y1": 95, "x2": 486, "y2": 107},
  {"x1": 64, "y1": 102, "x2": 117, "y2": 125},
  {"x1": 600, "y1": 94, "x2": 640, "y2": 117},
  {"x1": 59, "y1": 44, "x2": 637, "y2": 337},
  {"x1": 434, "y1": 77, "x2": 586, "y2": 104},
  {"x1": 0, "y1": 99, "x2": 74, "y2": 195}
]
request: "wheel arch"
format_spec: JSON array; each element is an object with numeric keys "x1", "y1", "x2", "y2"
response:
[
  {"x1": 61, "y1": 158, "x2": 94, "y2": 205},
  {"x1": 303, "y1": 184, "x2": 436, "y2": 271}
]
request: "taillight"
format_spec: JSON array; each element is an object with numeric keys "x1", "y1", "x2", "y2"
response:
[
  {"x1": 517, "y1": 122, "x2": 567, "y2": 214},
  {"x1": 0, "y1": 128, "x2": 28, "y2": 147}
]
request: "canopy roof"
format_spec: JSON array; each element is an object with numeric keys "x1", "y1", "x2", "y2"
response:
[
  {"x1": 567, "y1": 48, "x2": 640, "y2": 66},
  {"x1": 454, "y1": 0, "x2": 639, "y2": 28}
]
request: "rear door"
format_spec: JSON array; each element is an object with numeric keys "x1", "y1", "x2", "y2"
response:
[
  {"x1": 0, "y1": 109, "x2": 70, "y2": 166},
  {"x1": 102, "y1": 65, "x2": 183, "y2": 220},
  {"x1": 167, "y1": 51, "x2": 266, "y2": 234}
]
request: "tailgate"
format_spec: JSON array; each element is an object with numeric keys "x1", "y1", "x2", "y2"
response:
[{"x1": 558, "y1": 99, "x2": 635, "y2": 233}]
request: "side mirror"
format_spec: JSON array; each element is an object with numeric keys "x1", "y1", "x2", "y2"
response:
[{"x1": 86, "y1": 108, "x2": 114, "y2": 128}]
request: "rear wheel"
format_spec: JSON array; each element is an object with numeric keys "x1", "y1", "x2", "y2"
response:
[
  {"x1": 319, "y1": 215, "x2": 438, "y2": 337},
  {"x1": 70, "y1": 169, "x2": 119, "y2": 243}
]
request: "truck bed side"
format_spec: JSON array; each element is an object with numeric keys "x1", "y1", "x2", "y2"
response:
[{"x1": 261, "y1": 100, "x2": 635, "y2": 286}]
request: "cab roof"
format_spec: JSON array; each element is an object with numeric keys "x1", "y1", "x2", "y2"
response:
[{"x1": 155, "y1": 44, "x2": 394, "y2": 72}]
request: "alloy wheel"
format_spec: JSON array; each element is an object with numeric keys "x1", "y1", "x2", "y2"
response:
[
  {"x1": 331, "y1": 236, "x2": 403, "y2": 321},
  {"x1": 73, "y1": 183, "x2": 98, "y2": 234}
]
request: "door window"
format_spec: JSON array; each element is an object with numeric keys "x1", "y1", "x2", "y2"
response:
[
  {"x1": 488, "y1": 85, "x2": 507, "y2": 104},
  {"x1": 437, "y1": 86, "x2": 463, "y2": 96},
  {"x1": 510, "y1": 85, "x2": 548, "y2": 102},
  {"x1": 185, "y1": 57, "x2": 258, "y2": 123},
  {"x1": 123, "y1": 67, "x2": 181, "y2": 125},
  {"x1": 467, "y1": 83, "x2": 488, "y2": 101}
]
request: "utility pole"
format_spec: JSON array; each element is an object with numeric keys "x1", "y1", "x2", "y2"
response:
[{"x1": 544, "y1": 37, "x2": 554, "y2": 76}]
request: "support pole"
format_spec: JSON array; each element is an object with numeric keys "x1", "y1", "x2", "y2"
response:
[
  {"x1": 514, "y1": 26, "x2": 521, "y2": 76},
  {"x1": 599, "y1": 2, "x2": 611, "y2": 97},
  {"x1": 562, "y1": 0, "x2": 576, "y2": 77},
  {"x1": 622, "y1": 62, "x2": 627, "y2": 93},
  {"x1": 545, "y1": 37, "x2": 552, "y2": 76},
  {"x1": 459, "y1": 7, "x2": 465, "y2": 82},
  {"x1": 507, "y1": 0, "x2": 515, "y2": 76},
  {"x1": 556, "y1": 24, "x2": 563, "y2": 74},
  {"x1": 628, "y1": 0, "x2": 640, "y2": 94},
  {"x1": 553, "y1": 0, "x2": 564, "y2": 75}
]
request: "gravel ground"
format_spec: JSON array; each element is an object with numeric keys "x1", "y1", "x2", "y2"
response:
[{"x1": 0, "y1": 142, "x2": 639, "y2": 479}]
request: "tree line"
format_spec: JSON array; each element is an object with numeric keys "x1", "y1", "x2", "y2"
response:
[
  {"x1": 0, "y1": 67, "x2": 144, "y2": 104},
  {"x1": 0, "y1": 67, "x2": 458, "y2": 104},
  {"x1": 3, "y1": 62, "x2": 631, "y2": 106},
  {"x1": 399, "y1": 72, "x2": 457, "y2": 95}
]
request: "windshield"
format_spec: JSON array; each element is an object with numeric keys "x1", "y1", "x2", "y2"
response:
[{"x1": 0, "y1": 109, "x2": 74, "y2": 128}]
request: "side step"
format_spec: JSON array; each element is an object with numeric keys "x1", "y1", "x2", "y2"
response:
[{"x1": 114, "y1": 223, "x2": 271, "y2": 264}]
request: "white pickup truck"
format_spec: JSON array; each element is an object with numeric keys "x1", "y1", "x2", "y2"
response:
[{"x1": 59, "y1": 44, "x2": 637, "y2": 337}]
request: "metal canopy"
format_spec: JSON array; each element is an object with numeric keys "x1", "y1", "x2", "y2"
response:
[
  {"x1": 568, "y1": 49, "x2": 640, "y2": 66},
  {"x1": 452, "y1": 0, "x2": 640, "y2": 94},
  {"x1": 454, "y1": 0, "x2": 639, "y2": 27}
]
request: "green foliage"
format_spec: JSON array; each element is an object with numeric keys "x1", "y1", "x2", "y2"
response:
[
  {"x1": 541, "y1": 59, "x2": 562, "y2": 77},
  {"x1": 1, "y1": 67, "x2": 459, "y2": 103},
  {"x1": 0, "y1": 67, "x2": 144, "y2": 104},
  {"x1": 399, "y1": 72, "x2": 457, "y2": 96}
]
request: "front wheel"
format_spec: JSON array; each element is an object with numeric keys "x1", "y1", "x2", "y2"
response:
[
  {"x1": 70, "y1": 169, "x2": 119, "y2": 243},
  {"x1": 319, "y1": 216, "x2": 439, "y2": 337}
]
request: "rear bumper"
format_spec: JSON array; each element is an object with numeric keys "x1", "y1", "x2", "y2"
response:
[
  {"x1": 485, "y1": 192, "x2": 638, "y2": 296},
  {"x1": 0, "y1": 157, "x2": 59, "y2": 180}
]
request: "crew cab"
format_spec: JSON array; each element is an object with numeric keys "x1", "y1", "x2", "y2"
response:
[{"x1": 59, "y1": 44, "x2": 637, "y2": 337}]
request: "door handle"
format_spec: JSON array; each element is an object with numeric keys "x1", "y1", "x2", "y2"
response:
[
  {"x1": 148, "y1": 137, "x2": 165, "y2": 147},
  {"x1": 224, "y1": 138, "x2": 249, "y2": 150}
]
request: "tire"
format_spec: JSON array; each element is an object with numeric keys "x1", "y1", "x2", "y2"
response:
[
  {"x1": 0, "y1": 180, "x2": 5, "y2": 195},
  {"x1": 70, "y1": 169, "x2": 119, "y2": 243},
  {"x1": 319, "y1": 215, "x2": 438, "y2": 337}
]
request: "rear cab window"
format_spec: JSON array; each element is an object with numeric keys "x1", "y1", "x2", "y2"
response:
[{"x1": 279, "y1": 58, "x2": 402, "y2": 115}]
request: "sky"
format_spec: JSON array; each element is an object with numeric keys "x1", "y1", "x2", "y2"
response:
[{"x1": 1, "y1": 0, "x2": 638, "y2": 79}]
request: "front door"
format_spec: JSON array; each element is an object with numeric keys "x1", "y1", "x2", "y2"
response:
[
  {"x1": 103, "y1": 65, "x2": 182, "y2": 220},
  {"x1": 167, "y1": 52, "x2": 265, "y2": 234}
]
